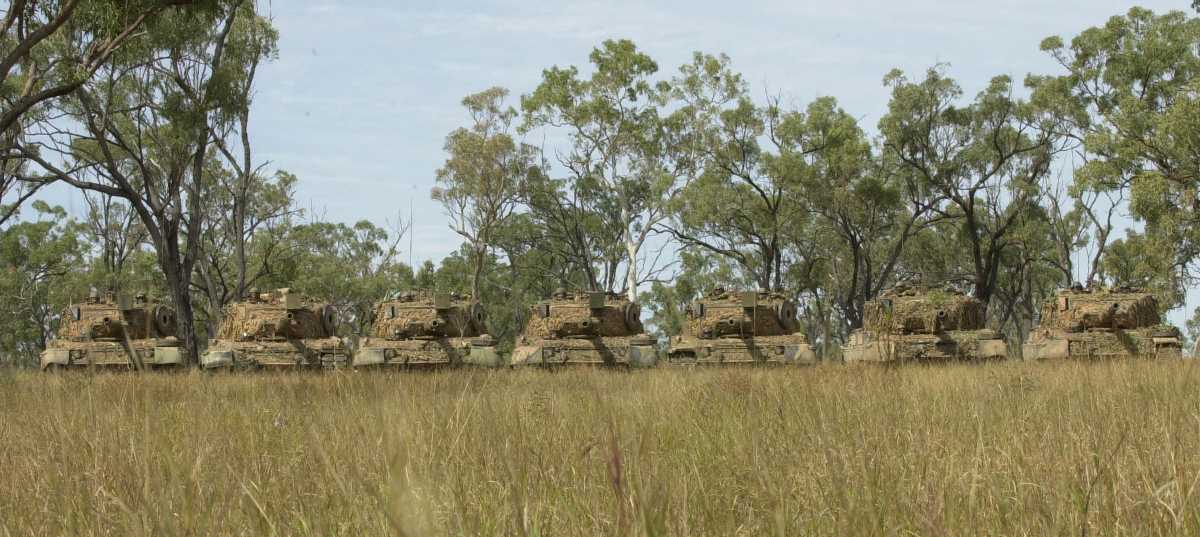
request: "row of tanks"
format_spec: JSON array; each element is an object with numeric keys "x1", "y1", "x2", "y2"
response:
[
  {"x1": 842, "y1": 285, "x2": 1182, "y2": 363},
  {"x1": 40, "y1": 284, "x2": 1182, "y2": 370}
]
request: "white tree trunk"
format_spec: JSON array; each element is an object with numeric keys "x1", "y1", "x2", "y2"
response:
[{"x1": 622, "y1": 206, "x2": 639, "y2": 303}]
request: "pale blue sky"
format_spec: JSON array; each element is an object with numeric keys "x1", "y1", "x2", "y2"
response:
[{"x1": 38, "y1": 0, "x2": 1194, "y2": 321}]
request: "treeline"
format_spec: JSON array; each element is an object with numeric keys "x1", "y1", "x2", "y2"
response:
[{"x1": 1, "y1": 3, "x2": 1198, "y2": 366}]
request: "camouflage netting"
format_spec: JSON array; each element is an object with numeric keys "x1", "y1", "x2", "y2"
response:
[
  {"x1": 215, "y1": 289, "x2": 335, "y2": 341},
  {"x1": 369, "y1": 291, "x2": 484, "y2": 339},
  {"x1": 1037, "y1": 287, "x2": 1162, "y2": 332},
  {"x1": 682, "y1": 289, "x2": 800, "y2": 339},
  {"x1": 862, "y1": 286, "x2": 985, "y2": 335},
  {"x1": 56, "y1": 292, "x2": 176, "y2": 341},
  {"x1": 520, "y1": 291, "x2": 645, "y2": 340}
]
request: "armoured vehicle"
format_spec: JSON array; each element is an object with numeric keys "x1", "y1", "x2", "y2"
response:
[
  {"x1": 1022, "y1": 286, "x2": 1182, "y2": 360},
  {"x1": 511, "y1": 289, "x2": 657, "y2": 367},
  {"x1": 200, "y1": 288, "x2": 348, "y2": 369},
  {"x1": 667, "y1": 288, "x2": 815, "y2": 365},
  {"x1": 41, "y1": 291, "x2": 182, "y2": 370},
  {"x1": 352, "y1": 290, "x2": 500, "y2": 368},
  {"x1": 842, "y1": 286, "x2": 1008, "y2": 364}
]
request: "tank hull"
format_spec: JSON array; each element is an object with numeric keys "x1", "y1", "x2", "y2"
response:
[
  {"x1": 200, "y1": 338, "x2": 348, "y2": 370},
  {"x1": 352, "y1": 337, "x2": 501, "y2": 368},
  {"x1": 667, "y1": 335, "x2": 816, "y2": 366},
  {"x1": 842, "y1": 330, "x2": 1008, "y2": 364},
  {"x1": 511, "y1": 336, "x2": 657, "y2": 368},
  {"x1": 1023, "y1": 328, "x2": 1182, "y2": 360},
  {"x1": 40, "y1": 339, "x2": 183, "y2": 370}
]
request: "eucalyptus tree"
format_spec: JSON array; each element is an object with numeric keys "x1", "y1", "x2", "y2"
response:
[
  {"x1": 521, "y1": 39, "x2": 674, "y2": 301},
  {"x1": 19, "y1": 0, "x2": 275, "y2": 364},
  {"x1": 0, "y1": 202, "x2": 85, "y2": 365},
  {"x1": 880, "y1": 67, "x2": 1060, "y2": 308},
  {"x1": 192, "y1": 9, "x2": 291, "y2": 331},
  {"x1": 433, "y1": 87, "x2": 538, "y2": 299},
  {"x1": 267, "y1": 218, "x2": 412, "y2": 335},
  {"x1": 79, "y1": 190, "x2": 148, "y2": 290},
  {"x1": 1032, "y1": 7, "x2": 1200, "y2": 282},
  {"x1": 1, "y1": 0, "x2": 195, "y2": 226},
  {"x1": 194, "y1": 169, "x2": 297, "y2": 336},
  {"x1": 663, "y1": 53, "x2": 809, "y2": 292}
]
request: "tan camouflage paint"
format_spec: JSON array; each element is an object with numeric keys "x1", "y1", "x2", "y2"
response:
[
  {"x1": 843, "y1": 286, "x2": 1008, "y2": 364},
  {"x1": 512, "y1": 291, "x2": 656, "y2": 367},
  {"x1": 40, "y1": 292, "x2": 181, "y2": 370},
  {"x1": 354, "y1": 290, "x2": 499, "y2": 368},
  {"x1": 1023, "y1": 287, "x2": 1182, "y2": 360},
  {"x1": 667, "y1": 289, "x2": 815, "y2": 366},
  {"x1": 201, "y1": 289, "x2": 347, "y2": 369}
]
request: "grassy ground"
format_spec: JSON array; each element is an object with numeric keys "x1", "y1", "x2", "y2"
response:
[{"x1": 2, "y1": 361, "x2": 1200, "y2": 536}]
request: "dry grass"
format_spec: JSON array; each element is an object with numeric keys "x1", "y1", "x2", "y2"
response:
[{"x1": 2, "y1": 361, "x2": 1200, "y2": 536}]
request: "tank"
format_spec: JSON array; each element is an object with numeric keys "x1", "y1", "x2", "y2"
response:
[
  {"x1": 352, "y1": 290, "x2": 500, "y2": 368},
  {"x1": 510, "y1": 289, "x2": 657, "y2": 367},
  {"x1": 40, "y1": 291, "x2": 182, "y2": 370},
  {"x1": 842, "y1": 285, "x2": 1008, "y2": 364},
  {"x1": 666, "y1": 288, "x2": 815, "y2": 365},
  {"x1": 200, "y1": 288, "x2": 348, "y2": 369},
  {"x1": 1022, "y1": 286, "x2": 1182, "y2": 360}
]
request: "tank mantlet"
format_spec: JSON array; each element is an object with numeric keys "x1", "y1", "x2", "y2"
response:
[
  {"x1": 667, "y1": 288, "x2": 815, "y2": 365},
  {"x1": 353, "y1": 290, "x2": 500, "y2": 368}
]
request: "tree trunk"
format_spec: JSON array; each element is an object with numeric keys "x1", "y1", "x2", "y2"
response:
[
  {"x1": 159, "y1": 240, "x2": 199, "y2": 364},
  {"x1": 622, "y1": 206, "x2": 639, "y2": 302},
  {"x1": 471, "y1": 243, "x2": 485, "y2": 299}
]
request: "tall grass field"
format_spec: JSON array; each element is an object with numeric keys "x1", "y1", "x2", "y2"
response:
[{"x1": 2, "y1": 361, "x2": 1199, "y2": 535}]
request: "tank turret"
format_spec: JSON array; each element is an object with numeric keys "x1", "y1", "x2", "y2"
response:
[
  {"x1": 511, "y1": 290, "x2": 656, "y2": 367},
  {"x1": 200, "y1": 288, "x2": 347, "y2": 369},
  {"x1": 667, "y1": 288, "x2": 815, "y2": 365},
  {"x1": 41, "y1": 292, "x2": 182, "y2": 370},
  {"x1": 842, "y1": 286, "x2": 1007, "y2": 363},
  {"x1": 353, "y1": 290, "x2": 499, "y2": 368},
  {"x1": 1023, "y1": 286, "x2": 1181, "y2": 360}
]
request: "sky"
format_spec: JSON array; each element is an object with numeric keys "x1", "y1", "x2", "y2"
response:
[{"x1": 35, "y1": 0, "x2": 1196, "y2": 321}]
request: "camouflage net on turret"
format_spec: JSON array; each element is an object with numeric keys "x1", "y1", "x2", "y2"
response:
[
  {"x1": 56, "y1": 292, "x2": 176, "y2": 341},
  {"x1": 215, "y1": 289, "x2": 331, "y2": 341},
  {"x1": 1037, "y1": 287, "x2": 1162, "y2": 332},
  {"x1": 682, "y1": 289, "x2": 799, "y2": 339},
  {"x1": 369, "y1": 291, "x2": 483, "y2": 339},
  {"x1": 862, "y1": 287, "x2": 985, "y2": 335},
  {"x1": 519, "y1": 292, "x2": 644, "y2": 340}
]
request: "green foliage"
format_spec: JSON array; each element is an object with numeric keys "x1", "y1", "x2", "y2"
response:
[
  {"x1": 0, "y1": 202, "x2": 86, "y2": 366},
  {"x1": 1033, "y1": 7, "x2": 1200, "y2": 270},
  {"x1": 264, "y1": 219, "x2": 414, "y2": 335},
  {"x1": 521, "y1": 39, "x2": 674, "y2": 300},
  {"x1": 433, "y1": 87, "x2": 537, "y2": 299},
  {"x1": 881, "y1": 66, "x2": 1057, "y2": 309},
  {"x1": 642, "y1": 249, "x2": 736, "y2": 341}
]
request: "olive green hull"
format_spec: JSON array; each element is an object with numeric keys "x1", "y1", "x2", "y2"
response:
[
  {"x1": 511, "y1": 337, "x2": 658, "y2": 368},
  {"x1": 1023, "y1": 329, "x2": 1182, "y2": 360},
  {"x1": 352, "y1": 337, "x2": 501, "y2": 368},
  {"x1": 842, "y1": 330, "x2": 1008, "y2": 364},
  {"x1": 200, "y1": 338, "x2": 348, "y2": 370},
  {"x1": 666, "y1": 335, "x2": 816, "y2": 366},
  {"x1": 40, "y1": 339, "x2": 182, "y2": 370}
]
